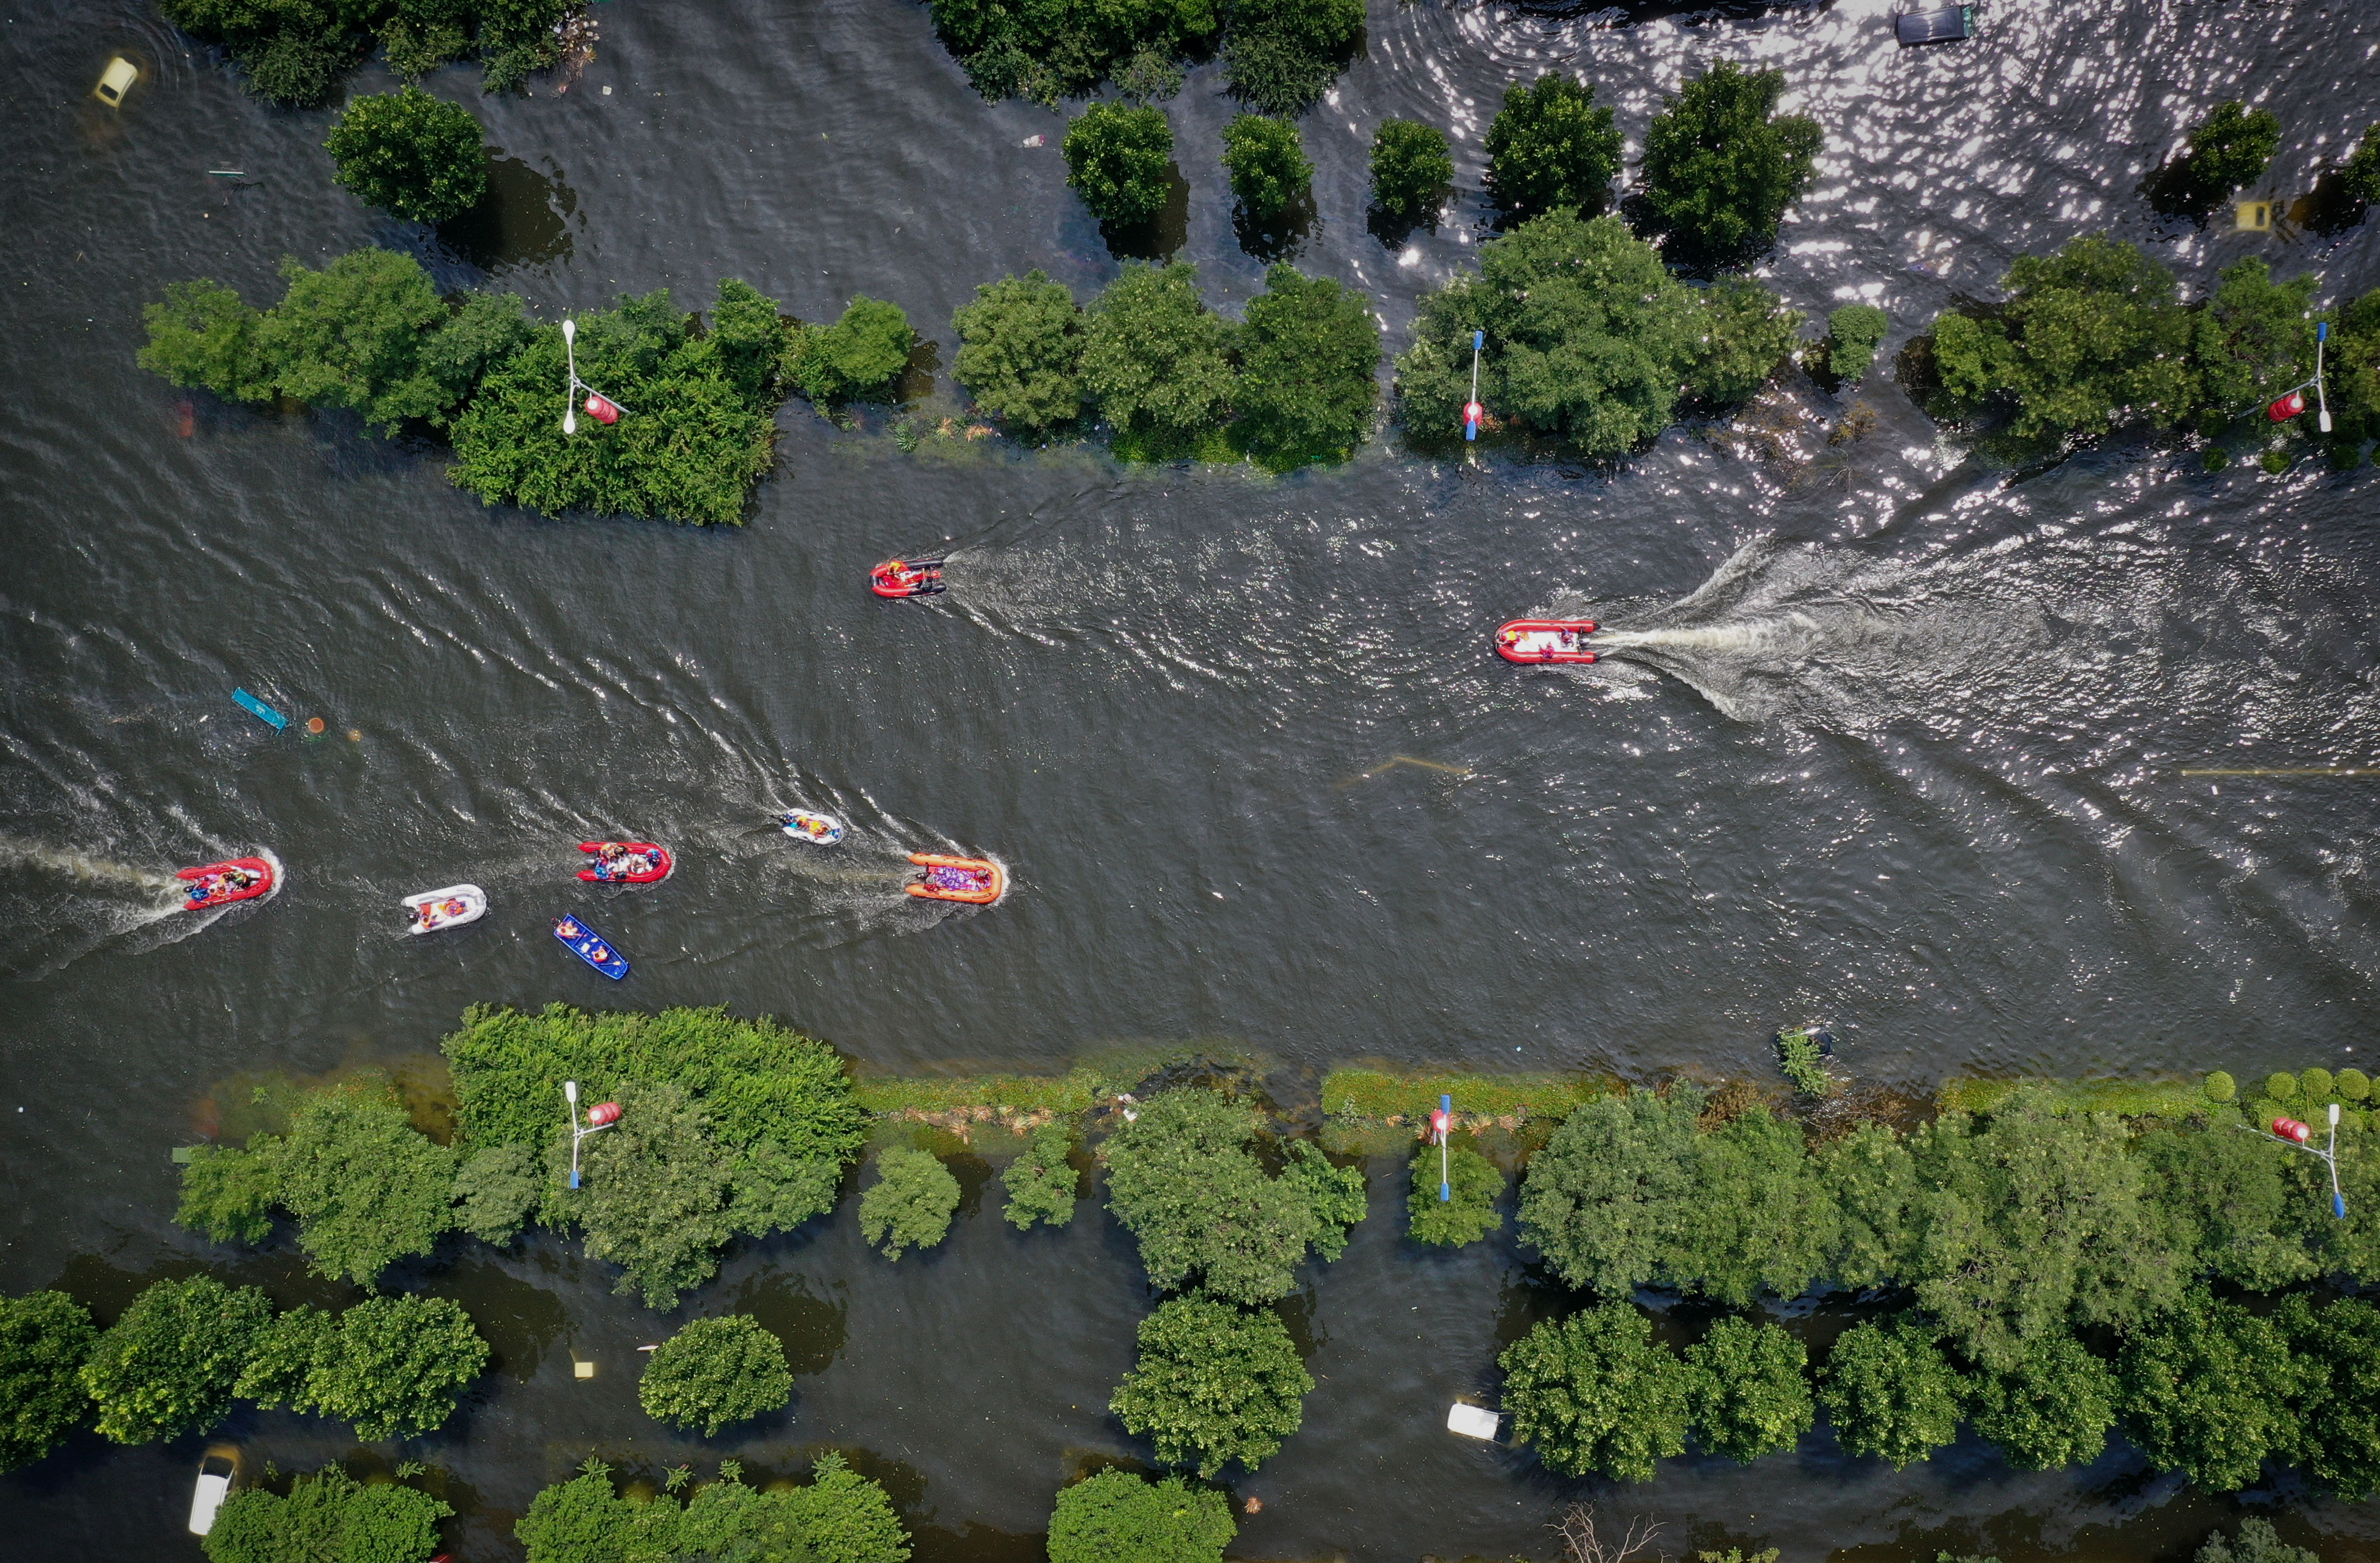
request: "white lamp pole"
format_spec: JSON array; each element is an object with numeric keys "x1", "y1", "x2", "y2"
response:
[
  {"x1": 562, "y1": 319, "x2": 578, "y2": 435},
  {"x1": 564, "y1": 1080, "x2": 581, "y2": 1188}
]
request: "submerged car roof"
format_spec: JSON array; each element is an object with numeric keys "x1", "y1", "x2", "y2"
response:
[{"x1": 1897, "y1": 3, "x2": 1975, "y2": 44}]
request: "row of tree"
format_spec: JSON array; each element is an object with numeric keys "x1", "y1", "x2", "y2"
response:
[
  {"x1": 0, "y1": 1278, "x2": 487, "y2": 1474},
  {"x1": 926, "y1": 0, "x2": 1360, "y2": 115},
  {"x1": 161, "y1": 0, "x2": 576, "y2": 105}
]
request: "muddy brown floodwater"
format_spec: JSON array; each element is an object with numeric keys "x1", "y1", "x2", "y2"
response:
[{"x1": 3, "y1": 0, "x2": 2379, "y2": 1557}]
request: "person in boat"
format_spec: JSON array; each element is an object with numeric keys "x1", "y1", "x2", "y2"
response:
[
  {"x1": 587, "y1": 943, "x2": 610, "y2": 962},
  {"x1": 641, "y1": 849, "x2": 663, "y2": 873},
  {"x1": 557, "y1": 918, "x2": 582, "y2": 937},
  {"x1": 220, "y1": 868, "x2": 254, "y2": 893}
]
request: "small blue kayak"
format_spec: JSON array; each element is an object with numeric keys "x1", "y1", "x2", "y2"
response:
[{"x1": 553, "y1": 913, "x2": 628, "y2": 980}]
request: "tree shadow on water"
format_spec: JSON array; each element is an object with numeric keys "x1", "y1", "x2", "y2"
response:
[
  {"x1": 1100, "y1": 163, "x2": 1191, "y2": 261},
  {"x1": 1233, "y1": 191, "x2": 1317, "y2": 262},
  {"x1": 436, "y1": 149, "x2": 580, "y2": 275}
]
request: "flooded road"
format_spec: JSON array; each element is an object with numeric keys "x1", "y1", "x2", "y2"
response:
[{"x1": 3, "y1": 0, "x2": 2378, "y2": 1556}]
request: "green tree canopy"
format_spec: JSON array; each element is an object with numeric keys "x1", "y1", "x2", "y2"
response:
[
  {"x1": 1109, "y1": 1295, "x2": 1314, "y2": 1477},
  {"x1": 1516, "y1": 1087, "x2": 1700, "y2": 1295},
  {"x1": 1671, "y1": 1102, "x2": 1835, "y2": 1304},
  {"x1": 1816, "y1": 1315, "x2": 1967, "y2": 1470},
  {"x1": 1396, "y1": 214, "x2": 1701, "y2": 456},
  {"x1": 1369, "y1": 119, "x2": 1454, "y2": 226},
  {"x1": 1686, "y1": 277, "x2": 1804, "y2": 409},
  {"x1": 258, "y1": 249, "x2": 454, "y2": 433},
  {"x1": 2194, "y1": 258, "x2": 2318, "y2": 418},
  {"x1": 2136, "y1": 1115, "x2": 2313, "y2": 1291},
  {"x1": 1232, "y1": 264, "x2": 1380, "y2": 468},
  {"x1": 1820, "y1": 303, "x2": 1889, "y2": 384},
  {"x1": 1484, "y1": 75, "x2": 1622, "y2": 222},
  {"x1": 2119, "y1": 1289, "x2": 2303, "y2": 1492},
  {"x1": 927, "y1": 0, "x2": 1216, "y2": 106},
  {"x1": 2341, "y1": 125, "x2": 2380, "y2": 205},
  {"x1": 1968, "y1": 1330, "x2": 2116, "y2": 1471},
  {"x1": 559, "y1": 1080, "x2": 737, "y2": 1309},
  {"x1": 519, "y1": 1453, "x2": 908, "y2": 1563},
  {"x1": 2277, "y1": 1293, "x2": 2380, "y2": 1499},
  {"x1": 325, "y1": 86, "x2": 487, "y2": 223},
  {"x1": 1047, "y1": 1468, "x2": 1234, "y2": 1563},
  {"x1": 1407, "y1": 1140, "x2": 1502, "y2": 1247},
  {"x1": 1816, "y1": 1121, "x2": 1920, "y2": 1290},
  {"x1": 2194, "y1": 1519, "x2": 2318, "y2": 1563},
  {"x1": 640, "y1": 1315, "x2": 793, "y2": 1436},
  {"x1": 789, "y1": 297, "x2": 914, "y2": 403},
  {"x1": 177, "y1": 1142, "x2": 281, "y2": 1245},
  {"x1": 1065, "y1": 104, "x2": 1176, "y2": 227},
  {"x1": 138, "y1": 280, "x2": 276, "y2": 404},
  {"x1": 451, "y1": 1141, "x2": 541, "y2": 1246},
  {"x1": 1221, "y1": 0, "x2": 1362, "y2": 116},
  {"x1": 1636, "y1": 62, "x2": 1821, "y2": 265},
  {"x1": 1221, "y1": 115, "x2": 1311, "y2": 221},
  {"x1": 0, "y1": 1291, "x2": 96, "y2": 1472},
  {"x1": 2159, "y1": 100, "x2": 2282, "y2": 217},
  {"x1": 1683, "y1": 1317, "x2": 1812, "y2": 1463},
  {"x1": 237, "y1": 1295, "x2": 488, "y2": 1441},
  {"x1": 1501, "y1": 1302, "x2": 1692, "y2": 1481},
  {"x1": 1080, "y1": 264, "x2": 1236, "y2": 452},
  {"x1": 267, "y1": 1077, "x2": 459, "y2": 1288},
  {"x1": 80, "y1": 1276, "x2": 272, "y2": 1444},
  {"x1": 858, "y1": 1147, "x2": 961, "y2": 1260},
  {"x1": 1000, "y1": 1124, "x2": 1082, "y2": 1229},
  {"x1": 951, "y1": 271, "x2": 1086, "y2": 435},
  {"x1": 1101, "y1": 1087, "x2": 1359, "y2": 1303},
  {"x1": 203, "y1": 1465, "x2": 452, "y2": 1563},
  {"x1": 1929, "y1": 235, "x2": 2201, "y2": 441},
  {"x1": 415, "y1": 289, "x2": 537, "y2": 421}
]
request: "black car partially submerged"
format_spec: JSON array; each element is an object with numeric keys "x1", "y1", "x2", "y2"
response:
[{"x1": 1897, "y1": 3, "x2": 1976, "y2": 44}]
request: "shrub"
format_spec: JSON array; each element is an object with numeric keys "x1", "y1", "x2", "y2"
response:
[
  {"x1": 563, "y1": 1081, "x2": 737, "y2": 1308},
  {"x1": 1221, "y1": 0, "x2": 1362, "y2": 116},
  {"x1": 1636, "y1": 62, "x2": 1821, "y2": 265},
  {"x1": 1969, "y1": 1330, "x2": 2116, "y2": 1470},
  {"x1": 177, "y1": 1143, "x2": 281, "y2": 1245},
  {"x1": 80, "y1": 1277, "x2": 272, "y2": 1444},
  {"x1": 1369, "y1": 119, "x2": 1454, "y2": 225},
  {"x1": 2191, "y1": 259, "x2": 2318, "y2": 422},
  {"x1": 1101, "y1": 1087, "x2": 1359, "y2": 1303},
  {"x1": 1501, "y1": 1302, "x2": 1692, "y2": 1481},
  {"x1": 1821, "y1": 304, "x2": 1889, "y2": 384},
  {"x1": 2338, "y1": 1068, "x2": 2372, "y2": 1103},
  {"x1": 1776, "y1": 1028, "x2": 1830, "y2": 1097},
  {"x1": 138, "y1": 280, "x2": 275, "y2": 404},
  {"x1": 204, "y1": 1465, "x2": 451, "y2": 1563},
  {"x1": 520, "y1": 1451, "x2": 909, "y2": 1563},
  {"x1": 2203, "y1": 1070, "x2": 2238, "y2": 1103},
  {"x1": 951, "y1": 271, "x2": 1086, "y2": 434},
  {"x1": 1672, "y1": 1105, "x2": 1836, "y2": 1307},
  {"x1": 1232, "y1": 263, "x2": 1380, "y2": 468},
  {"x1": 1109, "y1": 1295, "x2": 1313, "y2": 1477},
  {"x1": 0, "y1": 1291, "x2": 96, "y2": 1472},
  {"x1": 2300, "y1": 1066, "x2": 2336, "y2": 1103},
  {"x1": 160, "y1": 0, "x2": 362, "y2": 107},
  {"x1": 1065, "y1": 104, "x2": 1175, "y2": 227},
  {"x1": 927, "y1": 0, "x2": 1214, "y2": 106},
  {"x1": 326, "y1": 86, "x2": 487, "y2": 223},
  {"x1": 1816, "y1": 1316, "x2": 1966, "y2": 1470},
  {"x1": 239, "y1": 1295, "x2": 488, "y2": 1440},
  {"x1": 267, "y1": 1078, "x2": 459, "y2": 1288},
  {"x1": 1484, "y1": 75, "x2": 1622, "y2": 222},
  {"x1": 257, "y1": 249, "x2": 455, "y2": 433},
  {"x1": 1689, "y1": 276, "x2": 1804, "y2": 407},
  {"x1": 1397, "y1": 213, "x2": 1700, "y2": 456},
  {"x1": 789, "y1": 297, "x2": 914, "y2": 403},
  {"x1": 1816, "y1": 1121, "x2": 1919, "y2": 1289},
  {"x1": 449, "y1": 284, "x2": 789, "y2": 525},
  {"x1": 1047, "y1": 1468, "x2": 1234, "y2": 1563},
  {"x1": 1407, "y1": 1140, "x2": 1501, "y2": 1247},
  {"x1": 1929, "y1": 235, "x2": 2199, "y2": 441},
  {"x1": 2184, "y1": 101, "x2": 2281, "y2": 201},
  {"x1": 2274, "y1": 1294, "x2": 2380, "y2": 1499},
  {"x1": 2267, "y1": 1072, "x2": 2302, "y2": 1103},
  {"x1": 1221, "y1": 115, "x2": 1310, "y2": 221},
  {"x1": 417, "y1": 289, "x2": 536, "y2": 420},
  {"x1": 1080, "y1": 263, "x2": 1236, "y2": 452},
  {"x1": 2136, "y1": 1120, "x2": 2310, "y2": 1291},
  {"x1": 859, "y1": 1147, "x2": 961, "y2": 1259},
  {"x1": 1000, "y1": 1124, "x2": 1081, "y2": 1229},
  {"x1": 2119, "y1": 1289, "x2": 2303, "y2": 1491},
  {"x1": 640, "y1": 1315, "x2": 793, "y2": 1435},
  {"x1": 2194, "y1": 1519, "x2": 2318, "y2": 1563},
  {"x1": 1517, "y1": 1087, "x2": 1700, "y2": 1295},
  {"x1": 452, "y1": 1141, "x2": 540, "y2": 1245},
  {"x1": 1684, "y1": 1317, "x2": 1812, "y2": 1463}
]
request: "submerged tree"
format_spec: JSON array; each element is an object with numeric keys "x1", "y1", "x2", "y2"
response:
[
  {"x1": 1000, "y1": 1124, "x2": 1083, "y2": 1229},
  {"x1": 952, "y1": 271, "x2": 1087, "y2": 435},
  {"x1": 1369, "y1": 119, "x2": 1454, "y2": 228},
  {"x1": 2276, "y1": 1293, "x2": 2380, "y2": 1500},
  {"x1": 1516, "y1": 1086, "x2": 1701, "y2": 1293},
  {"x1": 268, "y1": 1077, "x2": 460, "y2": 1288},
  {"x1": 203, "y1": 1466, "x2": 452, "y2": 1563},
  {"x1": 1232, "y1": 264, "x2": 1379, "y2": 468},
  {"x1": 1816, "y1": 1315, "x2": 1967, "y2": 1470},
  {"x1": 0, "y1": 1292, "x2": 96, "y2": 1473},
  {"x1": 1407, "y1": 1140, "x2": 1502, "y2": 1247},
  {"x1": 1108, "y1": 1296, "x2": 1313, "y2": 1477},
  {"x1": 1634, "y1": 62, "x2": 1821, "y2": 266},
  {"x1": 858, "y1": 1147, "x2": 962, "y2": 1259},
  {"x1": 1815, "y1": 303, "x2": 1889, "y2": 385},
  {"x1": 236, "y1": 1295, "x2": 488, "y2": 1441},
  {"x1": 1065, "y1": 104, "x2": 1176, "y2": 228},
  {"x1": 175, "y1": 1142, "x2": 281, "y2": 1246},
  {"x1": 1080, "y1": 264, "x2": 1236, "y2": 458},
  {"x1": 562, "y1": 1081, "x2": 738, "y2": 1308},
  {"x1": 1500, "y1": 1302, "x2": 1693, "y2": 1481},
  {"x1": 1221, "y1": 115, "x2": 1312, "y2": 222},
  {"x1": 1968, "y1": 1330, "x2": 2117, "y2": 1471},
  {"x1": 325, "y1": 86, "x2": 487, "y2": 224},
  {"x1": 1682, "y1": 1317, "x2": 1812, "y2": 1463},
  {"x1": 1484, "y1": 75, "x2": 1622, "y2": 222},
  {"x1": 1047, "y1": 1468, "x2": 1235, "y2": 1563},
  {"x1": 2121, "y1": 1290, "x2": 2306, "y2": 1492},
  {"x1": 789, "y1": 297, "x2": 914, "y2": 404},
  {"x1": 79, "y1": 1277, "x2": 272, "y2": 1445},
  {"x1": 640, "y1": 1315, "x2": 793, "y2": 1436},
  {"x1": 2154, "y1": 100, "x2": 2282, "y2": 219},
  {"x1": 1222, "y1": 0, "x2": 1363, "y2": 116}
]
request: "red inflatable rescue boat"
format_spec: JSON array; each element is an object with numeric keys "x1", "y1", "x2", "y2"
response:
[
  {"x1": 177, "y1": 856, "x2": 276, "y2": 910},
  {"x1": 577, "y1": 841, "x2": 673, "y2": 884},
  {"x1": 907, "y1": 852, "x2": 1004, "y2": 905},
  {"x1": 1496, "y1": 619, "x2": 1599, "y2": 664},
  {"x1": 871, "y1": 558, "x2": 946, "y2": 598}
]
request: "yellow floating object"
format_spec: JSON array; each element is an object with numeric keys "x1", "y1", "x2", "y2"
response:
[
  {"x1": 2234, "y1": 200, "x2": 2272, "y2": 232},
  {"x1": 94, "y1": 55, "x2": 137, "y2": 107}
]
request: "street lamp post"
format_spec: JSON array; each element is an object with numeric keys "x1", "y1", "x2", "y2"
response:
[
  {"x1": 564, "y1": 1079, "x2": 621, "y2": 1190},
  {"x1": 1430, "y1": 1093, "x2": 1452, "y2": 1202},
  {"x1": 2252, "y1": 1101, "x2": 2346, "y2": 1219}
]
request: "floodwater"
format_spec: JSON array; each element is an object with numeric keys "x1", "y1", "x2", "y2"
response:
[{"x1": 3, "y1": 0, "x2": 2378, "y2": 1557}]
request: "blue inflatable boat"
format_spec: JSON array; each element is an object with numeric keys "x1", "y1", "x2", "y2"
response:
[{"x1": 553, "y1": 913, "x2": 628, "y2": 980}]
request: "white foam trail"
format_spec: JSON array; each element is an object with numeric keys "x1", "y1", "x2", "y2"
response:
[
  {"x1": 0, "y1": 836, "x2": 181, "y2": 896},
  {"x1": 1594, "y1": 614, "x2": 1828, "y2": 654}
]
